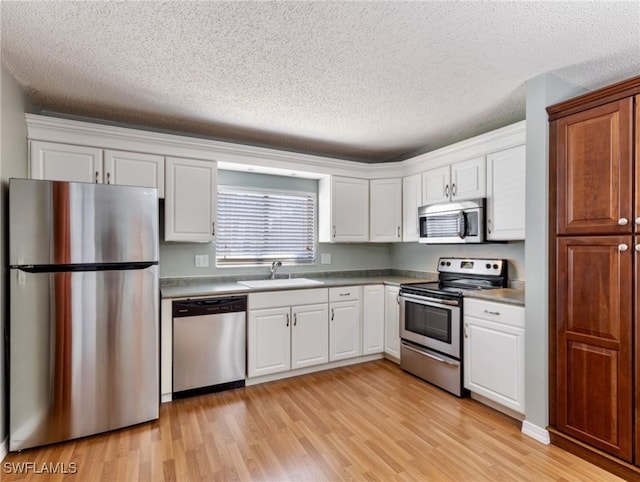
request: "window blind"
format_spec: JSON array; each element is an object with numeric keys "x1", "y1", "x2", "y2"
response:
[{"x1": 216, "y1": 187, "x2": 316, "y2": 265}]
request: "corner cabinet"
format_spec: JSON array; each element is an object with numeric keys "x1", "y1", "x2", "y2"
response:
[
  {"x1": 463, "y1": 298, "x2": 525, "y2": 414},
  {"x1": 369, "y1": 178, "x2": 402, "y2": 242},
  {"x1": 164, "y1": 157, "x2": 217, "y2": 242},
  {"x1": 549, "y1": 76, "x2": 640, "y2": 472},
  {"x1": 486, "y1": 145, "x2": 526, "y2": 240},
  {"x1": 319, "y1": 176, "x2": 369, "y2": 243},
  {"x1": 402, "y1": 173, "x2": 422, "y2": 242}
]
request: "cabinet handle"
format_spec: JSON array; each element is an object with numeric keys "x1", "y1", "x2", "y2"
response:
[
  {"x1": 333, "y1": 225, "x2": 336, "y2": 238},
  {"x1": 339, "y1": 292, "x2": 351, "y2": 297},
  {"x1": 397, "y1": 226, "x2": 400, "y2": 238},
  {"x1": 635, "y1": 217, "x2": 640, "y2": 226},
  {"x1": 331, "y1": 308, "x2": 334, "y2": 321},
  {"x1": 619, "y1": 243, "x2": 629, "y2": 252},
  {"x1": 487, "y1": 218, "x2": 492, "y2": 234},
  {"x1": 484, "y1": 309, "x2": 501, "y2": 316},
  {"x1": 95, "y1": 171, "x2": 99, "y2": 183},
  {"x1": 396, "y1": 295, "x2": 400, "y2": 305},
  {"x1": 452, "y1": 183, "x2": 457, "y2": 197},
  {"x1": 635, "y1": 245, "x2": 640, "y2": 252},
  {"x1": 106, "y1": 172, "x2": 111, "y2": 184},
  {"x1": 464, "y1": 323, "x2": 469, "y2": 338},
  {"x1": 444, "y1": 184, "x2": 449, "y2": 198},
  {"x1": 618, "y1": 218, "x2": 629, "y2": 226},
  {"x1": 212, "y1": 222, "x2": 215, "y2": 236},
  {"x1": 286, "y1": 313, "x2": 290, "y2": 327},
  {"x1": 294, "y1": 313, "x2": 297, "y2": 326}
]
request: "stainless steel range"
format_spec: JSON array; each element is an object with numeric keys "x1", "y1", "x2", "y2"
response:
[{"x1": 399, "y1": 257, "x2": 508, "y2": 397}]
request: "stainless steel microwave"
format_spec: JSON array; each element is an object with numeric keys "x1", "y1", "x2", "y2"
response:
[{"x1": 418, "y1": 199, "x2": 485, "y2": 244}]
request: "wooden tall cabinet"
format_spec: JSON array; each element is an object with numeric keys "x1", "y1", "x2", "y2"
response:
[{"x1": 549, "y1": 76, "x2": 640, "y2": 474}]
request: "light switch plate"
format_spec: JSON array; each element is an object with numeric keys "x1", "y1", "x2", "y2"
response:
[
  {"x1": 195, "y1": 254, "x2": 209, "y2": 267},
  {"x1": 321, "y1": 253, "x2": 331, "y2": 264}
]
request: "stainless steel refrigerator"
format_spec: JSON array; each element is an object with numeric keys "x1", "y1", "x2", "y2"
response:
[{"x1": 9, "y1": 178, "x2": 159, "y2": 451}]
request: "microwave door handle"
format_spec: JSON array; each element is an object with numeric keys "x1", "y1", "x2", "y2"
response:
[{"x1": 457, "y1": 211, "x2": 466, "y2": 239}]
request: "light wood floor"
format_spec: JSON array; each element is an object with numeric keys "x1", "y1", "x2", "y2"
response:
[{"x1": 3, "y1": 360, "x2": 625, "y2": 481}]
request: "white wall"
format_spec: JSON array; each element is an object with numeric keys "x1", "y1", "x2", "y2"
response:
[
  {"x1": 0, "y1": 66, "x2": 31, "y2": 453},
  {"x1": 524, "y1": 73, "x2": 586, "y2": 431}
]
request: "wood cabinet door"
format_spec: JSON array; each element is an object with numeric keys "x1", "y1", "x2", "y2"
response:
[
  {"x1": 556, "y1": 236, "x2": 633, "y2": 460},
  {"x1": 164, "y1": 157, "x2": 217, "y2": 242},
  {"x1": 369, "y1": 178, "x2": 402, "y2": 242},
  {"x1": 635, "y1": 95, "x2": 640, "y2": 234},
  {"x1": 291, "y1": 304, "x2": 329, "y2": 370},
  {"x1": 331, "y1": 177, "x2": 369, "y2": 242},
  {"x1": 555, "y1": 98, "x2": 633, "y2": 235},
  {"x1": 248, "y1": 307, "x2": 291, "y2": 378},
  {"x1": 329, "y1": 300, "x2": 362, "y2": 362},
  {"x1": 451, "y1": 156, "x2": 486, "y2": 201},
  {"x1": 29, "y1": 141, "x2": 102, "y2": 183},
  {"x1": 104, "y1": 150, "x2": 165, "y2": 197}
]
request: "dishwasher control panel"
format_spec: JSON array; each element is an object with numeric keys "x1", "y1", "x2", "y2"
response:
[{"x1": 172, "y1": 296, "x2": 247, "y2": 317}]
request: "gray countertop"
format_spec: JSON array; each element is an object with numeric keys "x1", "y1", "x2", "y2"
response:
[{"x1": 161, "y1": 272, "x2": 525, "y2": 306}]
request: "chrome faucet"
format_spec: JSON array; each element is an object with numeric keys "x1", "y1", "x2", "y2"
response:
[{"x1": 270, "y1": 260, "x2": 282, "y2": 279}]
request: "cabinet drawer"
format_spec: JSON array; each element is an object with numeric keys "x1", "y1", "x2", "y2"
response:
[
  {"x1": 329, "y1": 285, "x2": 362, "y2": 302},
  {"x1": 249, "y1": 288, "x2": 328, "y2": 310},
  {"x1": 464, "y1": 298, "x2": 524, "y2": 328}
]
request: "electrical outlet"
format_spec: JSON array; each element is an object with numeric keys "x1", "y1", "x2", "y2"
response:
[
  {"x1": 321, "y1": 253, "x2": 332, "y2": 264},
  {"x1": 195, "y1": 254, "x2": 209, "y2": 268}
]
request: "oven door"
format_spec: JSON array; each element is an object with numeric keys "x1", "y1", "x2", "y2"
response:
[{"x1": 399, "y1": 293, "x2": 461, "y2": 358}]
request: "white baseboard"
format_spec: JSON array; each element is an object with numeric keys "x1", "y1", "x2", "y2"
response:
[
  {"x1": 521, "y1": 420, "x2": 550, "y2": 445},
  {"x1": 0, "y1": 436, "x2": 8, "y2": 462}
]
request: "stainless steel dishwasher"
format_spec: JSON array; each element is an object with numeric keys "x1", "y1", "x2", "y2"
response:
[{"x1": 172, "y1": 295, "x2": 247, "y2": 398}]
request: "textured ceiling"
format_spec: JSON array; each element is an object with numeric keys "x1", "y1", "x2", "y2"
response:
[{"x1": 1, "y1": 1, "x2": 639, "y2": 163}]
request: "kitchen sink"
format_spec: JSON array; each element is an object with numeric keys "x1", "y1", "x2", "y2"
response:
[{"x1": 238, "y1": 278, "x2": 324, "y2": 288}]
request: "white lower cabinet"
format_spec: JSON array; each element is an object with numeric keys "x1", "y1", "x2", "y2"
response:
[
  {"x1": 329, "y1": 287, "x2": 362, "y2": 362},
  {"x1": 463, "y1": 298, "x2": 525, "y2": 414},
  {"x1": 248, "y1": 289, "x2": 329, "y2": 378},
  {"x1": 362, "y1": 285, "x2": 385, "y2": 354},
  {"x1": 384, "y1": 285, "x2": 401, "y2": 361}
]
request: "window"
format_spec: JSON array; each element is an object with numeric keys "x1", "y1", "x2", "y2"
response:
[{"x1": 216, "y1": 187, "x2": 316, "y2": 265}]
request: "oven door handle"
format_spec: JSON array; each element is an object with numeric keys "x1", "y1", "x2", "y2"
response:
[
  {"x1": 399, "y1": 293, "x2": 459, "y2": 307},
  {"x1": 402, "y1": 343, "x2": 459, "y2": 366}
]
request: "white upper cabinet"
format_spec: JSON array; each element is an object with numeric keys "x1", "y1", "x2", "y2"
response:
[
  {"x1": 104, "y1": 150, "x2": 165, "y2": 197},
  {"x1": 30, "y1": 141, "x2": 165, "y2": 197},
  {"x1": 165, "y1": 157, "x2": 217, "y2": 242},
  {"x1": 486, "y1": 145, "x2": 526, "y2": 241},
  {"x1": 30, "y1": 141, "x2": 103, "y2": 183},
  {"x1": 402, "y1": 173, "x2": 422, "y2": 242},
  {"x1": 422, "y1": 157, "x2": 486, "y2": 205},
  {"x1": 370, "y1": 178, "x2": 402, "y2": 242},
  {"x1": 319, "y1": 176, "x2": 369, "y2": 243}
]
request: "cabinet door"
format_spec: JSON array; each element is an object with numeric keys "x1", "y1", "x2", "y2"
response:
[
  {"x1": 332, "y1": 177, "x2": 369, "y2": 242},
  {"x1": 556, "y1": 236, "x2": 632, "y2": 460},
  {"x1": 291, "y1": 304, "x2": 329, "y2": 370},
  {"x1": 451, "y1": 156, "x2": 485, "y2": 201},
  {"x1": 104, "y1": 150, "x2": 165, "y2": 197},
  {"x1": 370, "y1": 178, "x2": 402, "y2": 242},
  {"x1": 486, "y1": 146, "x2": 525, "y2": 240},
  {"x1": 384, "y1": 285, "x2": 400, "y2": 360},
  {"x1": 248, "y1": 307, "x2": 291, "y2": 377},
  {"x1": 362, "y1": 285, "x2": 384, "y2": 355},
  {"x1": 165, "y1": 157, "x2": 217, "y2": 242},
  {"x1": 329, "y1": 300, "x2": 362, "y2": 361},
  {"x1": 29, "y1": 141, "x2": 102, "y2": 183},
  {"x1": 555, "y1": 98, "x2": 633, "y2": 235},
  {"x1": 402, "y1": 174, "x2": 422, "y2": 242},
  {"x1": 422, "y1": 166, "x2": 450, "y2": 205},
  {"x1": 464, "y1": 317, "x2": 525, "y2": 413}
]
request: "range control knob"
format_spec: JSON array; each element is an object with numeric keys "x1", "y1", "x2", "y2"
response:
[
  {"x1": 493, "y1": 264, "x2": 499, "y2": 269},
  {"x1": 440, "y1": 261, "x2": 445, "y2": 266},
  {"x1": 446, "y1": 261, "x2": 451, "y2": 266},
  {"x1": 485, "y1": 263, "x2": 491, "y2": 269}
]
